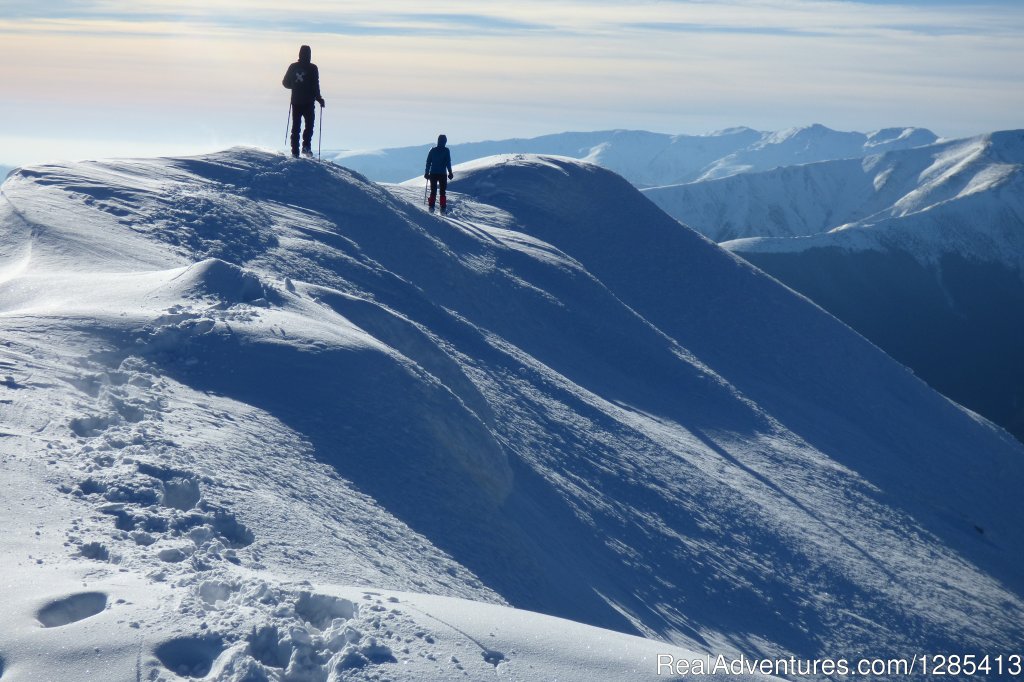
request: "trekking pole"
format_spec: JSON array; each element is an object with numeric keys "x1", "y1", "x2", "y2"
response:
[
  {"x1": 318, "y1": 102, "x2": 323, "y2": 162},
  {"x1": 285, "y1": 103, "x2": 292, "y2": 150},
  {"x1": 424, "y1": 179, "x2": 429, "y2": 206}
]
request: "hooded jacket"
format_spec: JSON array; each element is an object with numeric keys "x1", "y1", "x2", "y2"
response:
[
  {"x1": 424, "y1": 135, "x2": 453, "y2": 176},
  {"x1": 282, "y1": 45, "x2": 322, "y2": 106}
]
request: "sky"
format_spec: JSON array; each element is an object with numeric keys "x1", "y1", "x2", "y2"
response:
[{"x1": 0, "y1": 0, "x2": 1022, "y2": 165}]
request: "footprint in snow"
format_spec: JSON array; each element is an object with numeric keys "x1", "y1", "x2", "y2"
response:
[
  {"x1": 482, "y1": 649, "x2": 506, "y2": 667},
  {"x1": 154, "y1": 634, "x2": 224, "y2": 679},
  {"x1": 36, "y1": 592, "x2": 108, "y2": 628}
]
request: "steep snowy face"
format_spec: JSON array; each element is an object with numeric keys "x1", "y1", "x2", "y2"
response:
[
  {"x1": 451, "y1": 154, "x2": 1024, "y2": 639},
  {"x1": 648, "y1": 130, "x2": 1024, "y2": 443},
  {"x1": 707, "y1": 132, "x2": 1024, "y2": 445},
  {"x1": 332, "y1": 125, "x2": 936, "y2": 187},
  {"x1": 1, "y1": 148, "x2": 1023, "y2": 680}
]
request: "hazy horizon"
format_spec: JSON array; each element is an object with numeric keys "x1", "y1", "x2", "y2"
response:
[{"x1": 1, "y1": 0, "x2": 1022, "y2": 166}]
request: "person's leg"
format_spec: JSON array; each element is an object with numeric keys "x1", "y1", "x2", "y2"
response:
[
  {"x1": 439, "y1": 175, "x2": 448, "y2": 210},
  {"x1": 290, "y1": 107, "x2": 302, "y2": 157},
  {"x1": 428, "y1": 176, "x2": 439, "y2": 209},
  {"x1": 301, "y1": 104, "x2": 315, "y2": 153}
]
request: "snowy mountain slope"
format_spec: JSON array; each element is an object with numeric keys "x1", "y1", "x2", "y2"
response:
[
  {"x1": 652, "y1": 130, "x2": 1024, "y2": 441},
  {"x1": 0, "y1": 152, "x2": 773, "y2": 682},
  {"x1": 729, "y1": 239, "x2": 1024, "y2": 445},
  {"x1": 332, "y1": 125, "x2": 936, "y2": 187},
  {"x1": 722, "y1": 131, "x2": 1024, "y2": 262},
  {"x1": 1, "y1": 148, "x2": 1022, "y2": 680},
  {"x1": 645, "y1": 130, "x2": 1024, "y2": 247}
]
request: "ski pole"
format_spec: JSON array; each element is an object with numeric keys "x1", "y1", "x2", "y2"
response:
[
  {"x1": 285, "y1": 103, "x2": 292, "y2": 150},
  {"x1": 318, "y1": 102, "x2": 323, "y2": 161},
  {"x1": 424, "y1": 179, "x2": 429, "y2": 205}
]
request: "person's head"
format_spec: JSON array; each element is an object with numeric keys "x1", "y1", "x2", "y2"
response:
[
  {"x1": 437, "y1": 134, "x2": 447, "y2": 148},
  {"x1": 298, "y1": 45, "x2": 312, "y2": 63}
]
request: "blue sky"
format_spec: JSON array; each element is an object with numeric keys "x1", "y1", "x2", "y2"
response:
[{"x1": 0, "y1": 0, "x2": 1022, "y2": 164}]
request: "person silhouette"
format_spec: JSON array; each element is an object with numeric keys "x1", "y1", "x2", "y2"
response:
[
  {"x1": 282, "y1": 45, "x2": 326, "y2": 157},
  {"x1": 424, "y1": 134, "x2": 454, "y2": 212}
]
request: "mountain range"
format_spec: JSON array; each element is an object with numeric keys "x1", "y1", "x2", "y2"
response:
[
  {"x1": 1, "y1": 147, "x2": 1022, "y2": 680},
  {"x1": 330, "y1": 124, "x2": 937, "y2": 187}
]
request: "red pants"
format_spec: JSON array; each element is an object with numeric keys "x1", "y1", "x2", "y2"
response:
[{"x1": 428, "y1": 174, "x2": 448, "y2": 208}]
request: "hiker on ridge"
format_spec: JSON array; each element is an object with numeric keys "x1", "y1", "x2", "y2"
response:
[
  {"x1": 424, "y1": 134, "x2": 454, "y2": 213},
  {"x1": 282, "y1": 45, "x2": 326, "y2": 158}
]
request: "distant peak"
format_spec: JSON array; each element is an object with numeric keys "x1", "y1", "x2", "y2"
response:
[
  {"x1": 707, "y1": 126, "x2": 761, "y2": 136},
  {"x1": 763, "y1": 124, "x2": 839, "y2": 144},
  {"x1": 791, "y1": 123, "x2": 831, "y2": 133}
]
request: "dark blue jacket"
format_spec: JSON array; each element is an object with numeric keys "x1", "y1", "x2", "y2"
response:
[{"x1": 425, "y1": 145, "x2": 452, "y2": 176}]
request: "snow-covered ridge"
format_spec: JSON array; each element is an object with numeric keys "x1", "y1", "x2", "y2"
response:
[
  {"x1": 330, "y1": 124, "x2": 936, "y2": 187},
  {"x1": 1, "y1": 148, "x2": 1022, "y2": 680}
]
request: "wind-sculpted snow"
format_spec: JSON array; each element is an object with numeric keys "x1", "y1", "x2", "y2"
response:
[{"x1": 0, "y1": 147, "x2": 1021, "y2": 680}]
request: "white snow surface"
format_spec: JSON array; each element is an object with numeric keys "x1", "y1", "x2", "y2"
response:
[
  {"x1": 330, "y1": 125, "x2": 936, "y2": 187},
  {"x1": 644, "y1": 130, "x2": 1024, "y2": 268},
  {"x1": 1, "y1": 148, "x2": 1023, "y2": 680}
]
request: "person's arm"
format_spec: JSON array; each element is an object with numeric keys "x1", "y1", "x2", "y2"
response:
[
  {"x1": 424, "y1": 148, "x2": 434, "y2": 178},
  {"x1": 282, "y1": 64, "x2": 294, "y2": 89},
  {"x1": 313, "y1": 64, "x2": 325, "y2": 107},
  {"x1": 446, "y1": 148, "x2": 453, "y2": 178}
]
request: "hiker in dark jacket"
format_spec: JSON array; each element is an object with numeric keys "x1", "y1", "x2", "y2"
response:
[
  {"x1": 282, "y1": 45, "x2": 326, "y2": 157},
  {"x1": 424, "y1": 134, "x2": 454, "y2": 212}
]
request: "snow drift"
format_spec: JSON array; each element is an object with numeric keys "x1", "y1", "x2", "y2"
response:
[{"x1": 0, "y1": 147, "x2": 1022, "y2": 680}]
